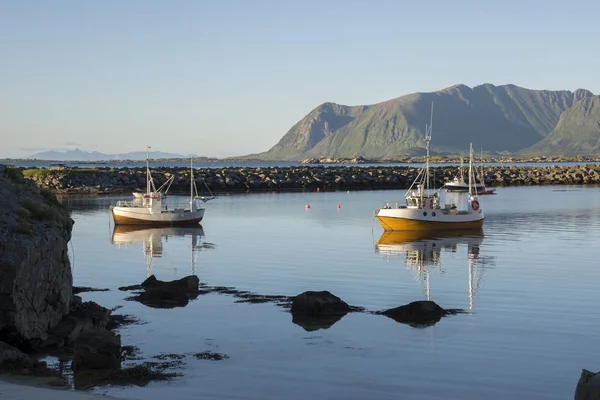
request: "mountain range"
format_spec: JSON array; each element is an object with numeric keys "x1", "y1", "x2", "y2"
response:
[
  {"x1": 24, "y1": 149, "x2": 187, "y2": 161},
  {"x1": 252, "y1": 83, "x2": 600, "y2": 160}
]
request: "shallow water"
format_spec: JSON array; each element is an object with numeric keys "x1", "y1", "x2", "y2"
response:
[{"x1": 62, "y1": 185, "x2": 600, "y2": 399}]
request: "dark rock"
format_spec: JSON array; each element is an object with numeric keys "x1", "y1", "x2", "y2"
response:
[
  {"x1": 38, "y1": 301, "x2": 111, "y2": 351},
  {"x1": 106, "y1": 314, "x2": 142, "y2": 331},
  {"x1": 119, "y1": 284, "x2": 143, "y2": 291},
  {"x1": 73, "y1": 364, "x2": 181, "y2": 390},
  {"x1": 73, "y1": 286, "x2": 110, "y2": 294},
  {"x1": 193, "y1": 351, "x2": 229, "y2": 361},
  {"x1": 575, "y1": 369, "x2": 600, "y2": 400},
  {"x1": 291, "y1": 291, "x2": 351, "y2": 315},
  {"x1": 0, "y1": 166, "x2": 74, "y2": 342},
  {"x1": 0, "y1": 341, "x2": 34, "y2": 371},
  {"x1": 121, "y1": 345, "x2": 142, "y2": 361},
  {"x1": 377, "y1": 300, "x2": 448, "y2": 327},
  {"x1": 126, "y1": 289, "x2": 190, "y2": 309},
  {"x1": 141, "y1": 274, "x2": 200, "y2": 292},
  {"x1": 292, "y1": 313, "x2": 345, "y2": 331},
  {"x1": 122, "y1": 275, "x2": 200, "y2": 309},
  {"x1": 71, "y1": 327, "x2": 121, "y2": 371}
]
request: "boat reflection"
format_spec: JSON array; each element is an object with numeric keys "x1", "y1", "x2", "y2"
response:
[
  {"x1": 110, "y1": 225, "x2": 212, "y2": 277},
  {"x1": 375, "y1": 229, "x2": 493, "y2": 309}
]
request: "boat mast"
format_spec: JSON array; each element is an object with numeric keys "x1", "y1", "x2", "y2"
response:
[
  {"x1": 468, "y1": 143, "x2": 474, "y2": 196},
  {"x1": 146, "y1": 146, "x2": 151, "y2": 195},
  {"x1": 425, "y1": 102, "x2": 433, "y2": 191},
  {"x1": 190, "y1": 155, "x2": 194, "y2": 211}
]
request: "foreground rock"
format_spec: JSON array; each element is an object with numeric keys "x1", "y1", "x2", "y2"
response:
[
  {"x1": 0, "y1": 341, "x2": 34, "y2": 371},
  {"x1": 377, "y1": 300, "x2": 452, "y2": 327},
  {"x1": 0, "y1": 166, "x2": 74, "y2": 343},
  {"x1": 31, "y1": 299, "x2": 111, "y2": 352},
  {"x1": 291, "y1": 291, "x2": 351, "y2": 315},
  {"x1": 120, "y1": 275, "x2": 200, "y2": 309},
  {"x1": 71, "y1": 327, "x2": 121, "y2": 371},
  {"x1": 575, "y1": 369, "x2": 600, "y2": 400},
  {"x1": 290, "y1": 291, "x2": 354, "y2": 331}
]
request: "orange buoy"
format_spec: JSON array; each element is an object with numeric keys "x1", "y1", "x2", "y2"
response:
[
  {"x1": 317, "y1": 188, "x2": 320, "y2": 192},
  {"x1": 337, "y1": 204, "x2": 341, "y2": 209},
  {"x1": 306, "y1": 204, "x2": 310, "y2": 209}
]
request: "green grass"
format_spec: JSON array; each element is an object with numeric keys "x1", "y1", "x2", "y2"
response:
[
  {"x1": 20, "y1": 198, "x2": 62, "y2": 221},
  {"x1": 22, "y1": 168, "x2": 51, "y2": 179}
]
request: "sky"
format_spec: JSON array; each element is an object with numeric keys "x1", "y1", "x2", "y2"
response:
[{"x1": 1, "y1": 0, "x2": 599, "y2": 158}]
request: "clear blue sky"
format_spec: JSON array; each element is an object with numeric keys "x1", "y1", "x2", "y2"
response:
[{"x1": 1, "y1": 0, "x2": 598, "y2": 158}]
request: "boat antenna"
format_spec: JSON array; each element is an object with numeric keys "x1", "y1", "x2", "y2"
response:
[
  {"x1": 468, "y1": 143, "x2": 474, "y2": 196},
  {"x1": 146, "y1": 146, "x2": 151, "y2": 195},
  {"x1": 425, "y1": 102, "x2": 433, "y2": 191},
  {"x1": 190, "y1": 155, "x2": 194, "y2": 211}
]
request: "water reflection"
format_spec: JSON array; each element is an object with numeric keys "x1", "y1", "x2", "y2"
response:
[
  {"x1": 375, "y1": 230, "x2": 494, "y2": 309},
  {"x1": 110, "y1": 225, "x2": 211, "y2": 277}
]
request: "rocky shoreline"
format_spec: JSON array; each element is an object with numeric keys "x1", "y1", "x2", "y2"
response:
[{"x1": 7, "y1": 163, "x2": 600, "y2": 195}]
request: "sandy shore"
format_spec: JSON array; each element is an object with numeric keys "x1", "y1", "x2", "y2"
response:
[{"x1": 0, "y1": 378, "x2": 127, "y2": 400}]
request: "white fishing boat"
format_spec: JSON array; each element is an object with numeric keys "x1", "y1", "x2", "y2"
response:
[
  {"x1": 111, "y1": 149, "x2": 214, "y2": 226},
  {"x1": 374, "y1": 104, "x2": 484, "y2": 231},
  {"x1": 444, "y1": 157, "x2": 496, "y2": 195}
]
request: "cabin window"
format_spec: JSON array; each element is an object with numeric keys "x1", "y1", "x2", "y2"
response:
[{"x1": 423, "y1": 212, "x2": 427, "y2": 216}]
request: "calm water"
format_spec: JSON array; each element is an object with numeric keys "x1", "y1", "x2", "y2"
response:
[{"x1": 62, "y1": 186, "x2": 600, "y2": 400}]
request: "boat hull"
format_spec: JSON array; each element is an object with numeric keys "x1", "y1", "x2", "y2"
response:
[
  {"x1": 376, "y1": 216, "x2": 483, "y2": 231},
  {"x1": 375, "y1": 207, "x2": 484, "y2": 231},
  {"x1": 111, "y1": 207, "x2": 204, "y2": 226}
]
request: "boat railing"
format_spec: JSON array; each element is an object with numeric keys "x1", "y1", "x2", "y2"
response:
[{"x1": 115, "y1": 200, "x2": 146, "y2": 208}]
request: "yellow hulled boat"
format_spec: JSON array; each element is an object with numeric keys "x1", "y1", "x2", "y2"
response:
[{"x1": 374, "y1": 104, "x2": 484, "y2": 232}]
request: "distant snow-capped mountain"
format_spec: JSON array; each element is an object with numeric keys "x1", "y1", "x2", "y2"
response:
[{"x1": 26, "y1": 149, "x2": 187, "y2": 161}]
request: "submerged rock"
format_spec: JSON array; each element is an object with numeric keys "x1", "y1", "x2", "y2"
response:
[
  {"x1": 575, "y1": 369, "x2": 600, "y2": 400},
  {"x1": 128, "y1": 289, "x2": 191, "y2": 309},
  {"x1": 71, "y1": 327, "x2": 121, "y2": 371},
  {"x1": 73, "y1": 363, "x2": 181, "y2": 389},
  {"x1": 291, "y1": 291, "x2": 351, "y2": 315},
  {"x1": 193, "y1": 351, "x2": 229, "y2": 361},
  {"x1": 141, "y1": 275, "x2": 199, "y2": 292},
  {"x1": 377, "y1": 300, "x2": 449, "y2": 327},
  {"x1": 291, "y1": 313, "x2": 345, "y2": 332},
  {"x1": 122, "y1": 275, "x2": 200, "y2": 309},
  {"x1": 72, "y1": 286, "x2": 110, "y2": 294}
]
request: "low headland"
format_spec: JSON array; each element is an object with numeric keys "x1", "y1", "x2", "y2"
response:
[{"x1": 5, "y1": 162, "x2": 600, "y2": 195}]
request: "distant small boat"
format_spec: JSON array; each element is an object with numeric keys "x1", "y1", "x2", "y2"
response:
[
  {"x1": 444, "y1": 154, "x2": 496, "y2": 195},
  {"x1": 374, "y1": 104, "x2": 485, "y2": 231},
  {"x1": 111, "y1": 148, "x2": 214, "y2": 226}
]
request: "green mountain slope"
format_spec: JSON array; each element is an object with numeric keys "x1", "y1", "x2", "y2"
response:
[
  {"x1": 255, "y1": 84, "x2": 596, "y2": 160},
  {"x1": 523, "y1": 95, "x2": 600, "y2": 155}
]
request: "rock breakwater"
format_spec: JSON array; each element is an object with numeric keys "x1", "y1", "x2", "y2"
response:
[{"x1": 9, "y1": 164, "x2": 600, "y2": 195}]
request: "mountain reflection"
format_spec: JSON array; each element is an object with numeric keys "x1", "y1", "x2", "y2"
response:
[
  {"x1": 110, "y1": 225, "x2": 212, "y2": 277},
  {"x1": 375, "y1": 229, "x2": 494, "y2": 309}
]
